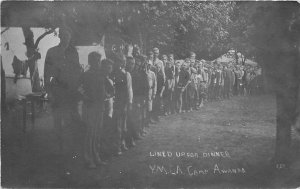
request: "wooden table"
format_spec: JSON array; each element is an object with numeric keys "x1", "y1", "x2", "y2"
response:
[{"x1": 18, "y1": 92, "x2": 45, "y2": 132}]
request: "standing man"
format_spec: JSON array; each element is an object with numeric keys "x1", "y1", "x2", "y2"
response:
[
  {"x1": 174, "y1": 60, "x2": 182, "y2": 112},
  {"x1": 164, "y1": 60, "x2": 175, "y2": 115},
  {"x1": 145, "y1": 59, "x2": 157, "y2": 129},
  {"x1": 44, "y1": 27, "x2": 81, "y2": 152},
  {"x1": 168, "y1": 54, "x2": 177, "y2": 114},
  {"x1": 102, "y1": 59, "x2": 115, "y2": 153},
  {"x1": 196, "y1": 61, "x2": 206, "y2": 108},
  {"x1": 80, "y1": 52, "x2": 106, "y2": 168},
  {"x1": 215, "y1": 63, "x2": 223, "y2": 100},
  {"x1": 152, "y1": 47, "x2": 165, "y2": 122},
  {"x1": 188, "y1": 52, "x2": 198, "y2": 111},
  {"x1": 113, "y1": 55, "x2": 133, "y2": 155},
  {"x1": 223, "y1": 65, "x2": 232, "y2": 99},
  {"x1": 130, "y1": 55, "x2": 148, "y2": 139},
  {"x1": 229, "y1": 64, "x2": 236, "y2": 97},
  {"x1": 177, "y1": 60, "x2": 191, "y2": 113}
]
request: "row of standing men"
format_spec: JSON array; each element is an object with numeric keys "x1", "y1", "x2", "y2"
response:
[{"x1": 44, "y1": 29, "x2": 259, "y2": 168}]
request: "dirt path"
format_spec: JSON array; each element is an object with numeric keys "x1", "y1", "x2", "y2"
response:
[{"x1": 2, "y1": 95, "x2": 300, "y2": 188}]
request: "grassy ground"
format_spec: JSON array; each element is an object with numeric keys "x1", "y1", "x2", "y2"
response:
[{"x1": 2, "y1": 94, "x2": 300, "y2": 188}]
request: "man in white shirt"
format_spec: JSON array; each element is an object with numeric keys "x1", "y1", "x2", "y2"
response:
[{"x1": 152, "y1": 47, "x2": 165, "y2": 121}]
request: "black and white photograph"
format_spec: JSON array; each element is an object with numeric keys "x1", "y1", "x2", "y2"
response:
[{"x1": 1, "y1": 1, "x2": 300, "y2": 188}]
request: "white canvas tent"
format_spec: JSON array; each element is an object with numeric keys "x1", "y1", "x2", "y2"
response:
[{"x1": 1, "y1": 27, "x2": 106, "y2": 102}]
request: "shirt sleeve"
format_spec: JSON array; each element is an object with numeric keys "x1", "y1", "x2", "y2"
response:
[
  {"x1": 161, "y1": 62, "x2": 166, "y2": 84},
  {"x1": 44, "y1": 49, "x2": 54, "y2": 93}
]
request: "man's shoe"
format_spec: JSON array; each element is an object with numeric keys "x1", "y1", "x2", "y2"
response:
[{"x1": 121, "y1": 143, "x2": 129, "y2": 151}]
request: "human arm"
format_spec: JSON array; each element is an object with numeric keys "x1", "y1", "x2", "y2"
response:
[
  {"x1": 126, "y1": 72, "x2": 133, "y2": 105},
  {"x1": 152, "y1": 72, "x2": 157, "y2": 99}
]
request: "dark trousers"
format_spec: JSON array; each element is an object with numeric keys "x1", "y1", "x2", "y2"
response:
[
  {"x1": 153, "y1": 93, "x2": 163, "y2": 120},
  {"x1": 114, "y1": 102, "x2": 128, "y2": 151},
  {"x1": 164, "y1": 89, "x2": 173, "y2": 113},
  {"x1": 176, "y1": 87, "x2": 185, "y2": 112},
  {"x1": 52, "y1": 103, "x2": 72, "y2": 152},
  {"x1": 83, "y1": 103, "x2": 104, "y2": 165},
  {"x1": 128, "y1": 96, "x2": 144, "y2": 139}
]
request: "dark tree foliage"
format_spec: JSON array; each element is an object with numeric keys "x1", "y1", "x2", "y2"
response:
[{"x1": 2, "y1": 1, "x2": 236, "y2": 60}]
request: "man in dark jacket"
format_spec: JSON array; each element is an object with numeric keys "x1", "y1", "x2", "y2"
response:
[
  {"x1": 223, "y1": 65, "x2": 232, "y2": 99},
  {"x1": 80, "y1": 52, "x2": 106, "y2": 168},
  {"x1": 44, "y1": 27, "x2": 81, "y2": 152}
]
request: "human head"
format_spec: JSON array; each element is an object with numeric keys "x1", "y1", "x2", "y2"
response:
[
  {"x1": 175, "y1": 60, "x2": 181, "y2": 68},
  {"x1": 59, "y1": 27, "x2": 72, "y2": 49},
  {"x1": 168, "y1": 54, "x2": 174, "y2": 63},
  {"x1": 134, "y1": 55, "x2": 143, "y2": 69},
  {"x1": 139, "y1": 55, "x2": 149, "y2": 72},
  {"x1": 88, "y1": 51, "x2": 101, "y2": 69},
  {"x1": 166, "y1": 60, "x2": 172, "y2": 68},
  {"x1": 101, "y1": 59, "x2": 113, "y2": 75},
  {"x1": 185, "y1": 58, "x2": 190, "y2": 65},
  {"x1": 126, "y1": 56, "x2": 135, "y2": 72},
  {"x1": 132, "y1": 45, "x2": 141, "y2": 58},
  {"x1": 162, "y1": 54, "x2": 168, "y2": 64},
  {"x1": 153, "y1": 47, "x2": 159, "y2": 58},
  {"x1": 147, "y1": 51, "x2": 154, "y2": 60},
  {"x1": 198, "y1": 61, "x2": 203, "y2": 69},
  {"x1": 189, "y1": 51, "x2": 196, "y2": 62}
]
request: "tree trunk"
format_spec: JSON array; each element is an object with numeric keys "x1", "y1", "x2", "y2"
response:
[
  {"x1": 272, "y1": 50, "x2": 299, "y2": 164},
  {"x1": 22, "y1": 27, "x2": 40, "y2": 92},
  {"x1": 22, "y1": 28, "x2": 55, "y2": 92},
  {"x1": 275, "y1": 93, "x2": 292, "y2": 163}
]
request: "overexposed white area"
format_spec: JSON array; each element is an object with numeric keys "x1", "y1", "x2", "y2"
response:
[
  {"x1": 2, "y1": 27, "x2": 107, "y2": 78},
  {"x1": 1, "y1": 27, "x2": 60, "y2": 77},
  {"x1": 32, "y1": 27, "x2": 60, "y2": 78},
  {"x1": 1, "y1": 27, "x2": 28, "y2": 77},
  {"x1": 76, "y1": 44, "x2": 106, "y2": 71}
]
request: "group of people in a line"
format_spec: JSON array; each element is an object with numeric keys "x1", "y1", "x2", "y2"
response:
[{"x1": 44, "y1": 28, "x2": 261, "y2": 168}]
